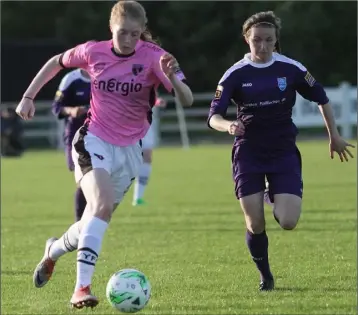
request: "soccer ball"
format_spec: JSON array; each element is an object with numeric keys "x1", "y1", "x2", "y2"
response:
[{"x1": 106, "y1": 268, "x2": 151, "y2": 313}]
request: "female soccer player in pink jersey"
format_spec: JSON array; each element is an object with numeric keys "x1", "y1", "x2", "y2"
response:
[{"x1": 16, "y1": 0, "x2": 193, "y2": 309}]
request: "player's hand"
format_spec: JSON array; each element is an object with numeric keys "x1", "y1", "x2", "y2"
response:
[
  {"x1": 70, "y1": 106, "x2": 88, "y2": 118},
  {"x1": 228, "y1": 120, "x2": 245, "y2": 136},
  {"x1": 329, "y1": 135, "x2": 355, "y2": 162},
  {"x1": 160, "y1": 53, "x2": 180, "y2": 78},
  {"x1": 155, "y1": 97, "x2": 167, "y2": 108},
  {"x1": 16, "y1": 97, "x2": 35, "y2": 120}
]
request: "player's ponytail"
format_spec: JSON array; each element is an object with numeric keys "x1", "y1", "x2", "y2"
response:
[{"x1": 140, "y1": 28, "x2": 160, "y2": 46}]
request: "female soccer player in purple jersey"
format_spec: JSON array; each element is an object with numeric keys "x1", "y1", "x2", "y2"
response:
[
  {"x1": 52, "y1": 68, "x2": 91, "y2": 222},
  {"x1": 16, "y1": 0, "x2": 193, "y2": 309},
  {"x1": 208, "y1": 11, "x2": 354, "y2": 291}
]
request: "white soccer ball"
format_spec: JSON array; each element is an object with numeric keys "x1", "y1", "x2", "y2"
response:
[{"x1": 106, "y1": 268, "x2": 151, "y2": 313}]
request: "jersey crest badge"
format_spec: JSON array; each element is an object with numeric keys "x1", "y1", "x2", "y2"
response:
[
  {"x1": 277, "y1": 77, "x2": 287, "y2": 91},
  {"x1": 132, "y1": 64, "x2": 144, "y2": 76}
]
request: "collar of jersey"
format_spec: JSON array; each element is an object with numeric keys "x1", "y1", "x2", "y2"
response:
[
  {"x1": 244, "y1": 53, "x2": 277, "y2": 68},
  {"x1": 77, "y1": 69, "x2": 91, "y2": 83},
  {"x1": 111, "y1": 47, "x2": 136, "y2": 58}
]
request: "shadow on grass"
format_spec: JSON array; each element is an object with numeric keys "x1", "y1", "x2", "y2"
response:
[{"x1": 273, "y1": 286, "x2": 309, "y2": 292}]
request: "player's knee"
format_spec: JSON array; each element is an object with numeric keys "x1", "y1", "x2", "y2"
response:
[
  {"x1": 245, "y1": 216, "x2": 265, "y2": 234},
  {"x1": 275, "y1": 206, "x2": 301, "y2": 230},
  {"x1": 279, "y1": 216, "x2": 299, "y2": 230},
  {"x1": 273, "y1": 194, "x2": 301, "y2": 230},
  {"x1": 240, "y1": 193, "x2": 266, "y2": 234},
  {"x1": 93, "y1": 199, "x2": 113, "y2": 221}
]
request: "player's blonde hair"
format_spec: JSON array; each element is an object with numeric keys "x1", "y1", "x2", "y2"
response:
[
  {"x1": 110, "y1": 0, "x2": 158, "y2": 45},
  {"x1": 242, "y1": 11, "x2": 282, "y2": 53}
]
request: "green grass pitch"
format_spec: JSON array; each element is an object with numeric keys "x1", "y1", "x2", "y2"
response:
[{"x1": 1, "y1": 141, "x2": 356, "y2": 314}]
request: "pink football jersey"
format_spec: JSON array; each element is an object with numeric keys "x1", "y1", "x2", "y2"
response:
[{"x1": 60, "y1": 40, "x2": 185, "y2": 146}]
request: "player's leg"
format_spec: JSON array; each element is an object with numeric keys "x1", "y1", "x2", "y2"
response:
[
  {"x1": 133, "y1": 125, "x2": 155, "y2": 206},
  {"x1": 115, "y1": 147, "x2": 141, "y2": 208},
  {"x1": 66, "y1": 145, "x2": 87, "y2": 221},
  {"x1": 236, "y1": 175, "x2": 274, "y2": 291},
  {"x1": 132, "y1": 149, "x2": 152, "y2": 205},
  {"x1": 32, "y1": 129, "x2": 111, "y2": 303},
  {"x1": 70, "y1": 168, "x2": 114, "y2": 308},
  {"x1": 32, "y1": 142, "x2": 86, "y2": 288},
  {"x1": 71, "y1": 138, "x2": 142, "y2": 308},
  {"x1": 267, "y1": 149, "x2": 303, "y2": 229},
  {"x1": 232, "y1": 144, "x2": 274, "y2": 291},
  {"x1": 74, "y1": 187, "x2": 87, "y2": 221},
  {"x1": 69, "y1": 130, "x2": 117, "y2": 308}
]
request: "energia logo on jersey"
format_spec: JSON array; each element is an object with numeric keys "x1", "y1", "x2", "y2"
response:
[{"x1": 93, "y1": 78, "x2": 143, "y2": 96}]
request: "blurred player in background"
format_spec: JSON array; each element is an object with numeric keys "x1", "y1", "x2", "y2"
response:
[
  {"x1": 1, "y1": 106, "x2": 24, "y2": 157},
  {"x1": 132, "y1": 95, "x2": 167, "y2": 206},
  {"x1": 208, "y1": 11, "x2": 354, "y2": 291},
  {"x1": 16, "y1": 0, "x2": 193, "y2": 308},
  {"x1": 52, "y1": 68, "x2": 91, "y2": 222}
]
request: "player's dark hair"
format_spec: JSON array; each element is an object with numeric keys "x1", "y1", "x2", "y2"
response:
[
  {"x1": 110, "y1": 0, "x2": 160, "y2": 46},
  {"x1": 242, "y1": 11, "x2": 282, "y2": 53}
]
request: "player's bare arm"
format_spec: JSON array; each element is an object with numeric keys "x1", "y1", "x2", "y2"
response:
[
  {"x1": 160, "y1": 53, "x2": 193, "y2": 107},
  {"x1": 318, "y1": 102, "x2": 355, "y2": 161},
  {"x1": 16, "y1": 54, "x2": 64, "y2": 120},
  {"x1": 168, "y1": 74, "x2": 193, "y2": 107},
  {"x1": 209, "y1": 114, "x2": 245, "y2": 136},
  {"x1": 23, "y1": 54, "x2": 63, "y2": 99}
]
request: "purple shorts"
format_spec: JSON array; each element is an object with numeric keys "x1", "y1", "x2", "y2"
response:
[{"x1": 232, "y1": 143, "x2": 303, "y2": 199}]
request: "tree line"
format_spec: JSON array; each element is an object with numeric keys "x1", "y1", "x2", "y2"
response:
[{"x1": 2, "y1": 1, "x2": 357, "y2": 97}]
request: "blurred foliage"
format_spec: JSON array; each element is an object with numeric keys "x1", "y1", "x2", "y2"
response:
[{"x1": 2, "y1": 1, "x2": 357, "y2": 92}]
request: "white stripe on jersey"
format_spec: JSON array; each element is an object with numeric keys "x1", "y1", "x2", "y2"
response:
[
  {"x1": 218, "y1": 59, "x2": 250, "y2": 84},
  {"x1": 218, "y1": 52, "x2": 307, "y2": 85},
  {"x1": 58, "y1": 69, "x2": 91, "y2": 92},
  {"x1": 273, "y1": 53, "x2": 307, "y2": 72}
]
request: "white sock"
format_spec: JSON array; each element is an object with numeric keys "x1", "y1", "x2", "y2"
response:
[
  {"x1": 49, "y1": 221, "x2": 80, "y2": 261},
  {"x1": 133, "y1": 162, "x2": 152, "y2": 201},
  {"x1": 75, "y1": 216, "x2": 108, "y2": 290}
]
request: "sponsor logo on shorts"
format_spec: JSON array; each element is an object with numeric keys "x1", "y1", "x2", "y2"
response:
[{"x1": 93, "y1": 153, "x2": 104, "y2": 160}]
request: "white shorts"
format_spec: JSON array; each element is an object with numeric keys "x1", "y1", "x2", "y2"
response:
[
  {"x1": 72, "y1": 128, "x2": 143, "y2": 203},
  {"x1": 141, "y1": 107, "x2": 160, "y2": 150},
  {"x1": 141, "y1": 123, "x2": 156, "y2": 150}
]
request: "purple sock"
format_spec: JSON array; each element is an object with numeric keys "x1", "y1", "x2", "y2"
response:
[
  {"x1": 75, "y1": 187, "x2": 86, "y2": 222},
  {"x1": 246, "y1": 230, "x2": 273, "y2": 281}
]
